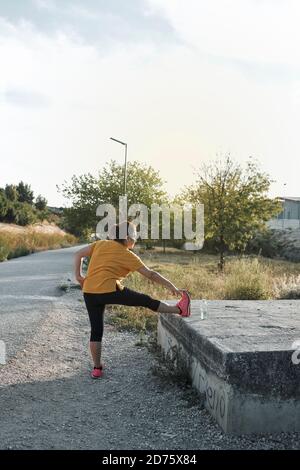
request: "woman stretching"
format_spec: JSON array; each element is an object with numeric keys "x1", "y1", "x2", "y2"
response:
[{"x1": 74, "y1": 221, "x2": 191, "y2": 379}]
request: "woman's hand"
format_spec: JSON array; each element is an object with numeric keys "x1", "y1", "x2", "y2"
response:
[
  {"x1": 76, "y1": 275, "x2": 86, "y2": 289},
  {"x1": 170, "y1": 286, "x2": 183, "y2": 297}
]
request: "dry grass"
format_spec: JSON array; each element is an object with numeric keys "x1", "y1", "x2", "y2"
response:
[
  {"x1": 0, "y1": 229, "x2": 77, "y2": 262},
  {"x1": 273, "y1": 274, "x2": 300, "y2": 299},
  {"x1": 105, "y1": 247, "x2": 300, "y2": 332}
]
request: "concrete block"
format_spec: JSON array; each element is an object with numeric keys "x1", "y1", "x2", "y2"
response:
[{"x1": 157, "y1": 300, "x2": 300, "y2": 434}]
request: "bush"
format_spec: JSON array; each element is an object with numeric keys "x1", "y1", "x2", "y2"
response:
[
  {"x1": 35, "y1": 195, "x2": 47, "y2": 211},
  {"x1": 3, "y1": 204, "x2": 17, "y2": 223},
  {"x1": 4, "y1": 184, "x2": 18, "y2": 202},
  {"x1": 0, "y1": 192, "x2": 8, "y2": 220},
  {"x1": 0, "y1": 242, "x2": 10, "y2": 261},
  {"x1": 1, "y1": 182, "x2": 66, "y2": 227},
  {"x1": 7, "y1": 246, "x2": 32, "y2": 259},
  {"x1": 36, "y1": 208, "x2": 50, "y2": 222},
  {"x1": 224, "y1": 257, "x2": 273, "y2": 300},
  {"x1": 273, "y1": 274, "x2": 300, "y2": 299},
  {"x1": 14, "y1": 203, "x2": 37, "y2": 226},
  {"x1": 3, "y1": 202, "x2": 37, "y2": 225},
  {"x1": 16, "y1": 181, "x2": 34, "y2": 204},
  {"x1": 247, "y1": 229, "x2": 285, "y2": 258}
]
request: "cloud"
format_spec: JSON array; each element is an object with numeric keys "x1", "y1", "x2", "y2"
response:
[
  {"x1": 146, "y1": 0, "x2": 300, "y2": 70},
  {"x1": 33, "y1": 0, "x2": 56, "y2": 11},
  {"x1": 0, "y1": 0, "x2": 179, "y2": 49},
  {"x1": 1, "y1": 88, "x2": 50, "y2": 108}
]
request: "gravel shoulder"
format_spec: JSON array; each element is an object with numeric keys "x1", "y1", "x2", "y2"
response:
[{"x1": 0, "y1": 290, "x2": 299, "y2": 450}]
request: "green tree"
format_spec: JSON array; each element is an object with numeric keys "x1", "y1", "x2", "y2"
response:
[
  {"x1": 4, "y1": 203, "x2": 17, "y2": 223},
  {"x1": 4, "y1": 184, "x2": 18, "y2": 202},
  {"x1": 35, "y1": 195, "x2": 48, "y2": 211},
  {"x1": 14, "y1": 202, "x2": 37, "y2": 226},
  {"x1": 3, "y1": 201, "x2": 37, "y2": 226},
  {"x1": 17, "y1": 181, "x2": 34, "y2": 204},
  {"x1": 58, "y1": 160, "x2": 168, "y2": 237},
  {"x1": 181, "y1": 156, "x2": 282, "y2": 270},
  {"x1": 0, "y1": 191, "x2": 8, "y2": 220}
]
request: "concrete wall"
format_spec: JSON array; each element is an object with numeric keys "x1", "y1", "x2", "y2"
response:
[
  {"x1": 157, "y1": 323, "x2": 232, "y2": 432},
  {"x1": 157, "y1": 301, "x2": 300, "y2": 435}
]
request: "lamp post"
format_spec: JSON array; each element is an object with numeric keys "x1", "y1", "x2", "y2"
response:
[{"x1": 110, "y1": 137, "x2": 128, "y2": 195}]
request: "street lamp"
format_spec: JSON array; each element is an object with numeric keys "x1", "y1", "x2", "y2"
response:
[{"x1": 110, "y1": 137, "x2": 128, "y2": 195}]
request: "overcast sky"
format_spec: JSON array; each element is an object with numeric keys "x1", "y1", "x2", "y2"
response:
[{"x1": 0, "y1": 0, "x2": 299, "y2": 205}]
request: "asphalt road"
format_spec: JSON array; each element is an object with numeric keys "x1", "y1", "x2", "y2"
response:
[{"x1": 0, "y1": 246, "x2": 82, "y2": 359}]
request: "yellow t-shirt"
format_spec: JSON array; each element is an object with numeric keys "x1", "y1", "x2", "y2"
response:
[{"x1": 83, "y1": 240, "x2": 145, "y2": 294}]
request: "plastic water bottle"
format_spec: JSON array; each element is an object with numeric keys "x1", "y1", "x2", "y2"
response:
[{"x1": 200, "y1": 299, "x2": 208, "y2": 320}]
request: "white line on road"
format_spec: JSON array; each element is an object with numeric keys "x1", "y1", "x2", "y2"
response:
[
  {"x1": 0, "y1": 274, "x2": 65, "y2": 282},
  {"x1": 0, "y1": 295, "x2": 60, "y2": 301}
]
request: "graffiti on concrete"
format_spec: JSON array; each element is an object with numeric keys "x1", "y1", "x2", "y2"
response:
[
  {"x1": 159, "y1": 325, "x2": 229, "y2": 428},
  {"x1": 202, "y1": 375, "x2": 227, "y2": 419},
  {"x1": 190, "y1": 360, "x2": 228, "y2": 427}
]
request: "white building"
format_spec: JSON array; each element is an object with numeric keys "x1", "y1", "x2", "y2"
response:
[{"x1": 268, "y1": 197, "x2": 300, "y2": 230}]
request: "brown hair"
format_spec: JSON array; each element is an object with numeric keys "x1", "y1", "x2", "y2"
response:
[{"x1": 111, "y1": 221, "x2": 137, "y2": 245}]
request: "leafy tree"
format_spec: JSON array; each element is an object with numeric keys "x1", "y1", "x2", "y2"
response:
[
  {"x1": 1, "y1": 184, "x2": 50, "y2": 226},
  {"x1": 14, "y1": 202, "x2": 37, "y2": 226},
  {"x1": 181, "y1": 156, "x2": 282, "y2": 270},
  {"x1": 4, "y1": 184, "x2": 18, "y2": 202},
  {"x1": 35, "y1": 195, "x2": 48, "y2": 211},
  {"x1": 17, "y1": 181, "x2": 34, "y2": 204},
  {"x1": 0, "y1": 191, "x2": 8, "y2": 220},
  {"x1": 3, "y1": 201, "x2": 37, "y2": 226},
  {"x1": 4, "y1": 203, "x2": 17, "y2": 223},
  {"x1": 58, "y1": 160, "x2": 168, "y2": 237}
]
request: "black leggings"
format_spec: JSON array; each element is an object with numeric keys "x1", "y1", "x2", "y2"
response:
[{"x1": 83, "y1": 287, "x2": 161, "y2": 342}]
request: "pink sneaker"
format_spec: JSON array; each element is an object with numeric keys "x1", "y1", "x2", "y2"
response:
[
  {"x1": 91, "y1": 366, "x2": 103, "y2": 379},
  {"x1": 176, "y1": 291, "x2": 191, "y2": 317}
]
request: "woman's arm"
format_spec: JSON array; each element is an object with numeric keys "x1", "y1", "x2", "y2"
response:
[
  {"x1": 74, "y1": 245, "x2": 94, "y2": 288},
  {"x1": 137, "y1": 266, "x2": 182, "y2": 296}
]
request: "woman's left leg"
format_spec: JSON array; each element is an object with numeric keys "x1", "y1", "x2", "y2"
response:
[
  {"x1": 156, "y1": 301, "x2": 180, "y2": 314},
  {"x1": 107, "y1": 287, "x2": 180, "y2": 314}
]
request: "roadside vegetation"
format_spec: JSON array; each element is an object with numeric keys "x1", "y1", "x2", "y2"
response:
[
  {"x1": 105, "y1": 248, "x2": 300, "y2": 333},
  {"x1": 0, "y1": 181, "x2": 62, "y2": 226},
  {"x1": 0, "y1": 180, "x2": 77, "y2": 261},
  {"x1": 0, "y1": 230, "x2": 76, "y2": 262}
]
